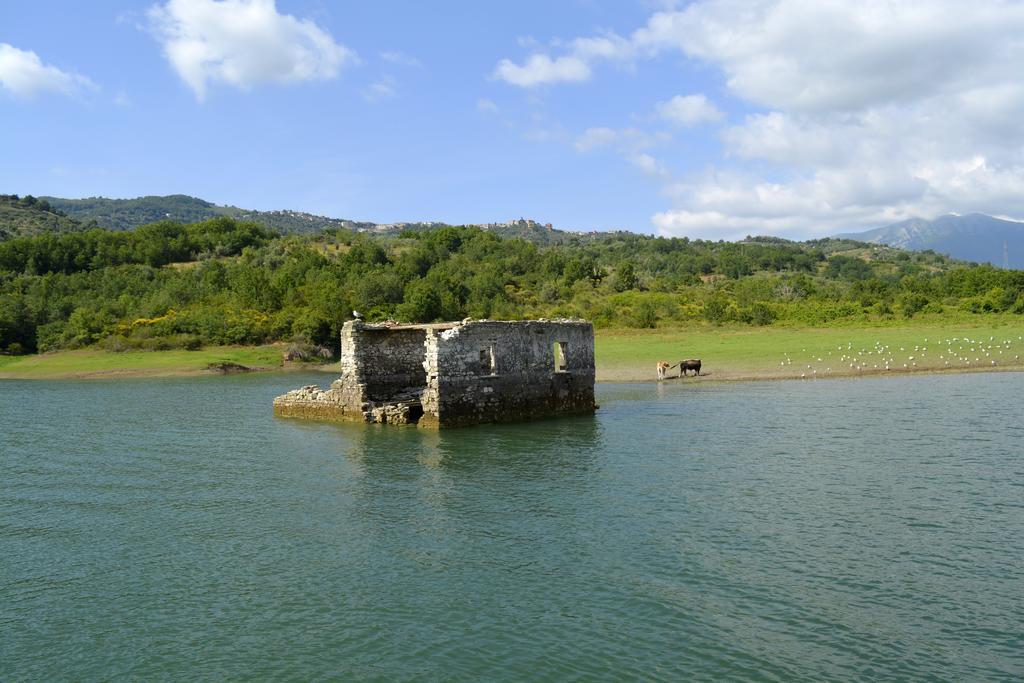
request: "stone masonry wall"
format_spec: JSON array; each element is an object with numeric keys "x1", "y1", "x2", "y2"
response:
[
  {"x1": 274, "y1": 319, "x2": 596, "y2": 428},
  {"x1": 350, "y1": 326, "x2": 428, "y2": 401},
  {"x1": 274, "y1": 321, "x2": 433, "y2": 425},
  {"x1": 419, "y1": 329, "x2": 442, "y2": 428},
  {"x1": 432, "y1": 320, "x2": 596, "y2": 428},
  {"x1": 272, "y1": 384, "x2": 366, "y2": 422}
]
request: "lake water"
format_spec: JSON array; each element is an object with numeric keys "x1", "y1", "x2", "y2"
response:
[{"x1": 2, "y1": 372, "x2": 1022, "y2": 681}]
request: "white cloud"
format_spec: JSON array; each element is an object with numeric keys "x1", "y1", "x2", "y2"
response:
[
  {"x1": 492, "y1": 54, "x2": 590, "y2": 87},
  {"x1": 492, "y1": 33, "x2": 635, "y2": 88},
  {"x1": 148, "y1": 0, "x2": 357, "y2": 101},
  {"x1": 574, "y1": 127, "x2": 671, "y2": 180},
  {"x1": 700, "y1": 85, "x2": 1024, "y2": 237},
  {"x1": 380, "y1": 50, "x2": 420, "y2": 67},
  {"x1": 0, "y1": 43, "x2": 96, "y2": 98},
  {"x1": 653, "y1": 169, "x2": 931, "y2": 240},
  {"x1": 574, "y1": 127, "x2": 668, "y2": 153},
  {"x1": 497, "y1": 0, "x2": 1024, "y2": 238},
  {"x1": 652, "y1": 151, "x2": 1024, "y2": 240},
  {"x1": 628, "y1": 152, "x2": 670, "y2": 179},
  {"x1": 721, "y1": 112, "x2": 859, "y2": 167},
  {"x1": 362, "y1": 75, "x2": 396, "y2": 102},
  {"x1": 567, "y1": 34, "x2": 635, "y2": 62},
  {"x1": 643, "y1": 0, "x2": 1024, "y2": 115},
  {"x1": 496, "y1": 0, "x2": 1024, "y2": 110},
  {"x1": 574, "y1": 127, "x2": 619, "y2": 152},
  {"x1": 476, "y1": 98, "x2": 499, "y2": 113},
  {"x1": 655, "y1": 94, "x2": 722, "y2": 126}
]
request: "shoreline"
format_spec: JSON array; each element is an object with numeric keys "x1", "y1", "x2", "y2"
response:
[
  {"x1": 3, "y1": 323, "x2": 1023, "y2": 383},
  {"x1": 3, "y1": 355, "x2": 1022, "y2": 385},
  {"x1": 0, "y1": 363, "x2": 338, "y2": 381},
  {"x1": 0, "y1": 346, "x2": 337, "y2": 381},
  {"x1": 615, "y1": 363, "x2": 1024, "y2": 385}
]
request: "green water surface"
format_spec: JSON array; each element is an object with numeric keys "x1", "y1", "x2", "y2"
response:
[{"x1": 1, "y1": 373, "x2": 1022, "y2": 681}]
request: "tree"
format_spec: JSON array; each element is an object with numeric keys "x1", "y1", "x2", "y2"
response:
[
  {"x1": 613, "y1": 262, "x2": 640, "y2": 292},
  {"x1": 398, "y1": 280, "x2": 442, "y2": 322}
]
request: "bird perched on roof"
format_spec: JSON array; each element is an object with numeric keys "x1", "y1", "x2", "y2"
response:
[{"x1": 352, "y1": 310, "x2": 363, "y2": 320}]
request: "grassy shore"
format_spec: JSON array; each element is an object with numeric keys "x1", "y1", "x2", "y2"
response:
[
  {"x1": 3, "y1": 320, "x2": 1024, "y2": 381},
  {"x1": 0, "y1": 345, "x2": 294, "y2": 380},
  {"x1": 595, "y1": 319, "x2": 1024, "y2": 381}
]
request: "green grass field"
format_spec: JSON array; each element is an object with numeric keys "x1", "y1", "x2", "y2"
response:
[
  {"x1": 3, "y1": 319, "x2": 1024, "y2": 381},
  {"x1": 595, "y1": 319, "x2": 1024, "y2": 381},
  {"x1": 0, "y1": 345, "x2": 287, "y2": 380}
]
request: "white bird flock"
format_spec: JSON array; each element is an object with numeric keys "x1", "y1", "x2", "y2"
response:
[{"x1": 782, "y1": 334, "x2": 1024, "y2": 378}]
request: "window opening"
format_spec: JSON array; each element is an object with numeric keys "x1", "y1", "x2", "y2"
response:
[
  {"x1": 480, "y1": 346, "x2": 496, "y2": 374},
  {"x1": 553, "y1": 341, "x2": 568, "y2": 372}
]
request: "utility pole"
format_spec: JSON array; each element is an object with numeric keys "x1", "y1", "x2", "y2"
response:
[{"x1": 1004, "y1": 241, "x2": 1009, "y2": 269}]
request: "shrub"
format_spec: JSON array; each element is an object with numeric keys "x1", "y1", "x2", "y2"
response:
[
  {"x1": 703, "y1": 297, "x2": 730, "y2": 324},
  {"x1": 100, "y1": 333, "x2": 202, "y2": 352},
  {"x1": 899, "y1": 292, "x2": 930, "y2": 318},
  {"x1": 632, "y1": 300, "x2": 658, "y2": 328},
  {"x1": 747, "y1": 302, "x2": 777, "y2": 326}
]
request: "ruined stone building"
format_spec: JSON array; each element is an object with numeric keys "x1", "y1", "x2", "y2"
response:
[{"x1": 274, "y1": 319, "x2": 596, "y2": 428}]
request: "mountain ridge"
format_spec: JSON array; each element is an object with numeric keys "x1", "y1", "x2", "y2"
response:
[
  {"x1": 16, "y1": 194, "x2": 1024, "y2": 266},
  {"x1": 837, "y1": 213, "x2": 1024, "y2": 269},
  {"x1": 39, "y1": 194, "x2": 620, "y2": 245}
]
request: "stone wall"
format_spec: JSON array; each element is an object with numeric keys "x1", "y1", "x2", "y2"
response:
[
  {"x1": 274, "y1": 321, "x2": 435, "y2": 425},
  {"x1": 350, "y1": 326, "x2": 428, "y2": 401},
  {"x1": 420, "y1": 328, "x2": 442, "y2": 428},
  {"x1": 272, "y1": 384, "x2": 365, "y2": 421},
  {"x1": 431, "y1": 320, "x2": 596, "y2": 428},
  {"x1": 273, "y1": 319, "x2": 596, "y2": 428}
]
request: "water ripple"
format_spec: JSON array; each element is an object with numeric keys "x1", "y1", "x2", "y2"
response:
[{"x1": 1, "y1": 372, "x2": 1022, "y2": 681}]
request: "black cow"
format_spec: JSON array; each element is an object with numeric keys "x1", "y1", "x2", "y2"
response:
[{"x1": 679, "y1": 359, "x2": 701, "y2": 377}]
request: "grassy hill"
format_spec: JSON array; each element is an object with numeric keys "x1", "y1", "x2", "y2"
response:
[
  {"x1": 42, "y1": 194, "x2": 227, "y2": 231},
  {"x1": 40, "y1": 194, "x2": 623, "y2": 244},
  {"x1": 370, "y1": 217, "x2": 625, "y2": 245},
  {"x1": 44, "y1": 194, "x2": 415, "y2": 236},
  {"x1": 0, "y1": 195, "x2": 85, "y2": 240}
]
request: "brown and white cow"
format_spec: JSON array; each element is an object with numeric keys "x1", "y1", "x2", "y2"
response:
[{"x1": 656, "y1": 361, "x2": 673, "y2": 380}]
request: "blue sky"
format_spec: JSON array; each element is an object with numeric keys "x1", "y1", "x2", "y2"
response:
[{"x1": 3, "y1": 1, "x2": 1024, "y2": 238}]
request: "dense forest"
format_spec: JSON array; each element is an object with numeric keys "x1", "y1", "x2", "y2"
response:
[{"x1": 1, "y1": 215, "x2": 1023, "y2": 355}]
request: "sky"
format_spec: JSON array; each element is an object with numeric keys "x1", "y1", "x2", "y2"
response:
[{"x1": 3, "y1": 0, "x2": 1024, "y2": 240}]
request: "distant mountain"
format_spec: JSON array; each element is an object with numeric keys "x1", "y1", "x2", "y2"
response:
[
  {"x1": 36, "y1": 194, "x2": 611, "y2": 245},
  {"x1": 0, "y1": 195, "x2": 85, "y2": 240},
  {"x1": 41, "y1": 194, "x2": 367, "y2": 234},
  {"x1": 28, "y1": 195, "x2": 1024, "y2": 261},
  {"x1": 364, "y1": 217, "x2": 621, "y2": 245},
  {"x1": 838, "y1": 213, "x2": 1024, "y2": 269},
  {"x1": 42, "y1": 195, "x2": 226, "y2": 231}
]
